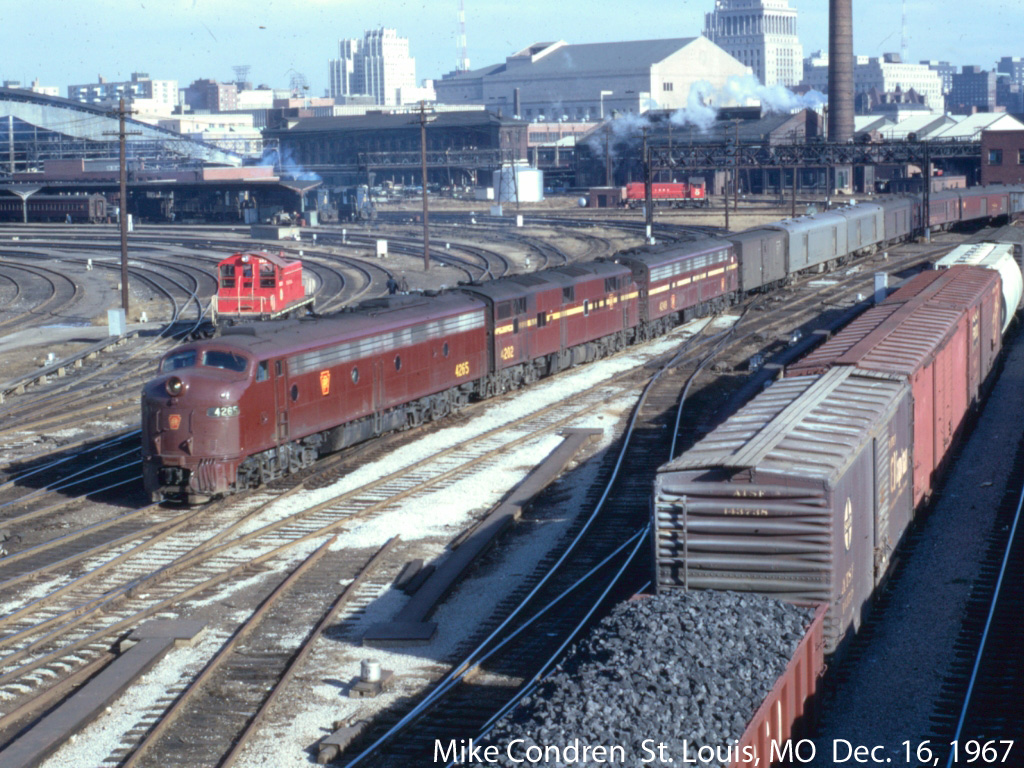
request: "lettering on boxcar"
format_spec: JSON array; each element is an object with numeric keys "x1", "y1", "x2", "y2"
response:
[
  {"x1": 890, "y1": 445, "x2": 909, "y2": 496},
  {"x1": 844, "y1": 497, "x2": 853, "y2": 551}
]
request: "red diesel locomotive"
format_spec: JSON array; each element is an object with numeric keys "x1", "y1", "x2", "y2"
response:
[{"x1": 213, "y1": 251, "x2": 314, "y2": 322}]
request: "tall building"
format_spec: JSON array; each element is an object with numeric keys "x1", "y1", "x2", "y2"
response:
[
  {"x1": 183, "y1": 79, "x2": 239, "y2": 113},
  {"x1": 328, "y1": 29, "x2": 418, "y2": 106},
  {"x1": 948, "y1": 66, "x2": 998, "y2": 113},
  {"x1": 67, "y1": 72, "x2": 178, "y2": 111},
  {"x1": 703, "y1": 0, "x2": 804, "y2": 87},
  {"x1": 802, "y1": 53, "x2": 943, "y2": 113},
  {"x1": 921, "y1": 60, "x2": 956, "y2": 96}
]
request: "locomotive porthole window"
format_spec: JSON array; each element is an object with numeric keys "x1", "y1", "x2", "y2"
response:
[
  {"x1": 443, "y1": 342, "x2": 449, "y2": 358},
  {"x1": 291, "y1": 384, "x2": 298, "y2": 401},
  {"x1": 351, "y1": 367, "x2": 359, "y2": 384},
  {"x1": 395, "y1": 355, "x2": 402, "y2": 371}
]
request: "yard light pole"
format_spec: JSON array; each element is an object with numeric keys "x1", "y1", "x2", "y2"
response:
[{"x1": 419, "y1": 101, "x2": 436, "y2": 271}]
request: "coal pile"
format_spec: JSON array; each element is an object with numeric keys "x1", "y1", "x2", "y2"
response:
[{"x1": 473, "y1": 591, "x2": 815, "y2": 768}]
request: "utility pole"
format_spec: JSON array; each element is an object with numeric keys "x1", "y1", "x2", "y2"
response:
[
  {"x1": 604, "y1": 126, "x2": 612, "y2": 187},
  {"x1": 104, "y1": 99, "x2": 140, "y2": 315},
  {"x1": 419, "y1": 101, "x2": 432, "y2": 271},
  {"x1": 733, "y1": 120, "x2": 740, "y2": 212},
  {"x1": 642, "y1": 127, "x2": 653, "y2": 244}
]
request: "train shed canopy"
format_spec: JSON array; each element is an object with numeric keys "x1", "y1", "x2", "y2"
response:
[{"x1": 0, "y1": 87, "x2": 242, "y2": 174}]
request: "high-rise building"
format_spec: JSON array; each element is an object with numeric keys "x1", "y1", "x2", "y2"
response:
[
  {"x1": 948, "y1": 66, "x2": 998, "y2": 113},
  {"x1": 921, "y1": 60, "x2": 956, "y2": 96},
  {"x1": 67, "y1": 72, "x2": 178, "y2": 111},
  {"x1": 328, "y1": 28, "x2": 418, "y2": 106},
  {"x1": 703, "y1": 0, "x2": 804, "y2": 87}
]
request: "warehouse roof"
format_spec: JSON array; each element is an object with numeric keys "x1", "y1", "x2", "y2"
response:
[{"x1": 267, "y1": 110, "x2": 520, "y2": 135}]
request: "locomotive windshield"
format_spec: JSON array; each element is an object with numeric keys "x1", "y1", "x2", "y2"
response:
[
  {"x1": 161, "y1": 350, "x2": 197, "y2": 371},
  {"x1": 202, "y1": 350, "x2": 249, "y2": 372},
  {"x1": 159, "y1": 349, "x2": 249, "y2": 373}
]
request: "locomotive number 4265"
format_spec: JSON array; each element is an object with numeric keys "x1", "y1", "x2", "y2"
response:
[
  {"x1": 207, "y1": 405, "x2": 240, "y2": 417},
  {"x1": 455, "y1": 361, "x2": 471, "y2": 377}
]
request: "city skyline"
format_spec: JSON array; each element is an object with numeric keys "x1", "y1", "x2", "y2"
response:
[{"x1": 1, "y1": 0, "x2": 1019, "y2": 99}]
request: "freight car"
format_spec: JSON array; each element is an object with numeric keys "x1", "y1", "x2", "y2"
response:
[
  {"x1": 0, "y1": 194, "x2": 107, "y2": 223},
  {"x1": 143, "y1": 184, "x2": 1024, "y2": 503},
  {"x1": 652, "y1": 262, "x2": 1018, "y2": 652}
]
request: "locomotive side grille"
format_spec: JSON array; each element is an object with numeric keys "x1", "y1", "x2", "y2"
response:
[{"x1": 289, "y1": 310, "x2": 485, "y2": 375}]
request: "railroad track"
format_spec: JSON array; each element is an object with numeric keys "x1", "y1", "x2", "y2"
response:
[
  {"x1": 333, "y1": 239, "x2": 949, "y2": 766},
  {"x1": 926, "y1": 425, "x2": 1024, "y2": 765}
]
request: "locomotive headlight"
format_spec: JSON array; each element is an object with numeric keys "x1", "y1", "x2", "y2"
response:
[
  {"x1": 220, "y1": 391, "x2": 229, "y2": 399},
  {"x1": 166, "y1": 376, "x2": 184, "y2": 396}
]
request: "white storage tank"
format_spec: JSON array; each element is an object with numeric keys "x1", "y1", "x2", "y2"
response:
[
  {"x1": 495, "y1": 164, "x2": 544, "y2": 203},
  {"x1": 934, "y1": 242, "x2": 1023, "y2": 332}
]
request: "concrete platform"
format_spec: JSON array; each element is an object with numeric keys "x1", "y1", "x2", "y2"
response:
[
  {"x1": 0, "y1": 619, "x2": 205, "y2": 768},
  {"x1": 362, "y1": 429, "x2": 602, "y2": 647}
]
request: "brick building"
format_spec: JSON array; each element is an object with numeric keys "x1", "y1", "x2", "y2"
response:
[{"x1": 981, "y1": 129, "x2": 1024, "y2": 185}]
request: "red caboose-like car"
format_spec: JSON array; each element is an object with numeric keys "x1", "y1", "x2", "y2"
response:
[
  {"x1": 214, "y1": 251, "x2": 313, "y2": 322},
  {"x1": 623, "y1": 180, "x2": 708, "y2": 208}
]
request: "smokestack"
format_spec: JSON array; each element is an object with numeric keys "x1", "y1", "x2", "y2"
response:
[
  {"x1": 828, "y1": 0, "x2": 854, "y2": 142},
  {"x1": 514, "y1": 88, "x2": 521, "y2": 118}
]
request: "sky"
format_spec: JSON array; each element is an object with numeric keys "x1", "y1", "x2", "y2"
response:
[{"x1": 0, "y1": 0, "x2": 1016, "y2": 97}]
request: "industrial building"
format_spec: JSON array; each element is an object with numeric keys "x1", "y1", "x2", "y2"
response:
[
  {"x1": 262, "y1": 110, "x2": 527, "y2": 186},
  {"x1": 702, "y1": 0, "x2": 804, "y2": 87},
  {"x1": 433, "y1": 37, "x2": 751, "y2": 121},
  {"x1": 981, "y1": 129, "x2": 1024, "y2": 185}
]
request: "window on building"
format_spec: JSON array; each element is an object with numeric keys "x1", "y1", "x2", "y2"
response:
[
  {"x1": 1018, "y1": 149, "x2": 1024, "y2": 164},
  {"x1": 663, "y1": 82, "x2": 674, "y2": 92},
  {"x1": 989, "y1": 149, "x2": 1003, "y2": 165}
]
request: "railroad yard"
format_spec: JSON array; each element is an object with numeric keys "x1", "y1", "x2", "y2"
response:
[{"x1": 0, "y1": 202, "x2": 1022, "y2": 768}]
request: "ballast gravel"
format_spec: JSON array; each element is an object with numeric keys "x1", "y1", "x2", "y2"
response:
[{"x1": 474, "y1": 590, "x2": 814, "y2": 768}]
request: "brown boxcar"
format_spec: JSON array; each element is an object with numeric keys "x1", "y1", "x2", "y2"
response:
[
  {"x1": 653, "y1": 368, "x2": 914, "y2": 651},
  {"x1": 959, "y1": 187, "x2": 1009, "y2": 222},
  {"x1": 789, "y1": 266, "x2": 1002, "y2": 508}
]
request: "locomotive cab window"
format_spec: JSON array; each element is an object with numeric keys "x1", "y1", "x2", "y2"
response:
[
  {"x1": 161, "y1": 350, "x2": 197, "y2": 372},
  {"x1": 562, "y1": 286, "x2": 575, "y2": 303},
  {"x1": 259, "y1": 264, "x2": 276, "y2": 289},
  {"x1": 257, "y1": 361, "x2": 269, "y2": 382},
  {"x1": 202, "y1": 350, "x2": 249, "y2": 373},
  {"x1": 583, "y1": 299, "x2": 590, "y2": 317},
  {"x1": 513, "y1": 317, "x2": 520, "y2": 334}
]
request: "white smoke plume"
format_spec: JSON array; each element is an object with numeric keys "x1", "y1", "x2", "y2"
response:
[{"x1": 669, "y1": 75, "x2": 827, "y2": 131}]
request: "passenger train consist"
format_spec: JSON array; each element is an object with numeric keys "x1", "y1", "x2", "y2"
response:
[{"x1": 142, "y1": 185, "x2": 1024, "y2": 503}]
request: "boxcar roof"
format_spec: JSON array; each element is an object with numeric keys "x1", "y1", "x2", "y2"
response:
[
  {"x1": 725, "y1": 228, "x2": 787, "y2": 246},
  {"x1": 661, "y1": 367, "x2": 906, "y2": 481},
  {"x1": 615, "y1": 237, "x2": 733, "y2": 268},
  {"x1": 764, "y1": 211, "x2": 846, "y2": 236},
  {"x1": 210, "y1": 291, "x2": 485, "y2": 359},
  {"x1": 787, "y1": 300, "x2": 963, "y2": 378}
]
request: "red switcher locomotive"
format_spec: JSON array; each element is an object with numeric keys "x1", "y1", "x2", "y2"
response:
[
  {"x1": 142, "y1": 239, "x2": 738, "y2": 502},
  {"x1": 213, "y1": 251, "x2": 314, "y2": 322}
]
